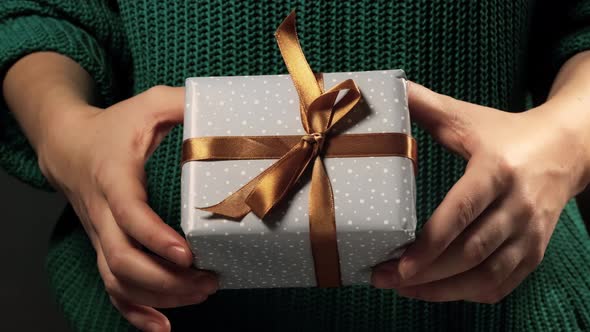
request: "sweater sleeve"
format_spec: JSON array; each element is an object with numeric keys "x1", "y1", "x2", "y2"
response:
[
  {"x1": 528, "y1": 0, "x2": 590, "y2": 102},
  {"x1": 0, "y1": 0, "x2": 130, "y2": 190}
]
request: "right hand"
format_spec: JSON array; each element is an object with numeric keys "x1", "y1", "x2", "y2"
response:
[{"x1": 37, "y1": 86, "x2": 218, "y2": 332}]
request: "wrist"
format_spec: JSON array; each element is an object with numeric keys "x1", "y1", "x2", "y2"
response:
[
  {"x1": 36, "y1": 102, "x2": 100, "y2": 179},
  {"x1": 3, "y1": 52, "x2": 98, "y2": 153},
  {"x1": 535, "y1": 97, "x2": 590, "y2": 193}
]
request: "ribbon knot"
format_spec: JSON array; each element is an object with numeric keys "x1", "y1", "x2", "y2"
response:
[
  {"x1": 181, "y1": 11, "x2": 417, "y2": 287},
  {"x1": 302, "y1": 133, "x2": 325, "y2": 151},
  {"x1": 302, "y1": 133, "x2": 324, "y2": 144}
]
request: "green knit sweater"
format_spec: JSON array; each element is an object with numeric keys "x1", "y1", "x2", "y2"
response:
[{"x1": 1, "y1": 1, "x2": 590, "y2": 331}]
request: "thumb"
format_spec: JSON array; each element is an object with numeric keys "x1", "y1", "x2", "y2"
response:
[
  {"x1": 407, "y1": 81, "x2": 472, "y2": 158},
  {"x1": 140, "y1": 86, "x2": 185, "y2": 159},
  {"x1": 143, "y1": 85, "x2": 185, "y2": 124}
]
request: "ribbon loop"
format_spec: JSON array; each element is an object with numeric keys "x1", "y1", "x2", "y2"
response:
[
  {"x1": 275, "y1": 11, "x2": 322, "y2": 110},
  {"x1": 306, "y1": 80, "x2": 360, "y2": 133}
]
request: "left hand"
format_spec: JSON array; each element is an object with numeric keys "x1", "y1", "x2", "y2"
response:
[{"x1": 371, "y1": 81, "x2": 590, "y2": 303}]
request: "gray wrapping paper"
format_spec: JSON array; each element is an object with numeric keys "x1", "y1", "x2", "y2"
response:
[{"x1": 181, "y1": 69, "x2": 416, "y2": 289}]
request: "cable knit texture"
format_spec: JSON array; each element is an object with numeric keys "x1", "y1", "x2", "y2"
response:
[{"x1": 1, "y1": 1, "x2": 590, "y2": 331}]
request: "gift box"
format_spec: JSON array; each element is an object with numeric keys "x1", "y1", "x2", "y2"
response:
[{"x1": 180, "y1": 12, "x2": 417, "y2": 289}]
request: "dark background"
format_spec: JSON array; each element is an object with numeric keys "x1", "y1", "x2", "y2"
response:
[
  {"x1": 0, "y1": 168, "x2": 71, "y2": 331},
  {"x1": 0, "y1": 167, "x2": 588, "y2": 332}
]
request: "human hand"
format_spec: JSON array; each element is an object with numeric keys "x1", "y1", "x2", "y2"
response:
[
  {"x1": 37, "y1": 86, "x2": 218, "y2": 331},
  {"x1": 371, "y1": 81, "x2": 590, "y2": 303}
]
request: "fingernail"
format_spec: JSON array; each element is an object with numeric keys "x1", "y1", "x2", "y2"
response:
[
  {"x1": 168, "y1": 246, "x2": 190, "y2": 265},
  {"x1": 145, "y1": 321, "x2": 162, "y2": 332}
]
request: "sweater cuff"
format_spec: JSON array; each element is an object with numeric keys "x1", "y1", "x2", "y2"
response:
[
  {"x1": 552, "y1": 26, "x2": 590, "y2": 71},
  {"x1": 0, "y1": 15, "x2": 115, "y2": 190}
]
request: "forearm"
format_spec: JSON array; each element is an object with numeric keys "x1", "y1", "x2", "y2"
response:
[
  {"x1": 542, "y1": 51, "x2": 590, "y2": 191},
  {"x1": 2, "y1": 52, "x2": 96, "y2": 153}
]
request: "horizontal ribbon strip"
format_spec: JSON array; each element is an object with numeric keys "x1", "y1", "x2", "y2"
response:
[{"x1": 182, "y1": 133, "x2": 417, "y2": 169}]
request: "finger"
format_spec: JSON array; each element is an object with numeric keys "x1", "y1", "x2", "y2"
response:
[
  {"x1": 139, "y1": 86, "x2": 185, "y2": 158},
  {"x1": 407, "y1": 81, "x2": 474, "y2": 158},
  {"x1": 112, "y1": 279, "x2": 210, "y2": 309},
  {"x1": 397, "y1": 163, "x2": 501, "y2": 280},
  {"x1": 141, "y1": 85, "x2": 185, "y2": 124},
  {"x1": 97, "y1": 244, "x2": 211, "y2": 308},
  {"x1": 94, "y1": 204, "x2": 218, "y2": 295},
  {"x1": 468, "y1": 260, "x2": 532, "y2": 304},
  {"x1": 116, "y1": 85, "x2": 185, "y2": 125},
  {"x1": 110, "y1": 296, "x2": 171, "y2": 332},
  {"x1": 373, "y1": 199, "x2": 512, "y2": 287},
  {"x1": 100, "y1": 165, "x2": 193, "y2": 267},
  {"x1": 395, "y1": 240, "x2": 523, "y2": 302}
]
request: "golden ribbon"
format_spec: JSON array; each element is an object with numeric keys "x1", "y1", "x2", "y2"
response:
[{"x1": 182, "y1": 11, "x2": 417, "y2": 287}]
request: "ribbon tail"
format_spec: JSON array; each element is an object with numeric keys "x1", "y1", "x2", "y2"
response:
[
  {"x1": 309, "y1": 156, "x2": 342, "y2": 287},
  {"x1": 199, "y1": 141, "x2": 314, "y2": 219},
  {"x1": 197, "y1": 173, "x2": 259, "y2": 219}
]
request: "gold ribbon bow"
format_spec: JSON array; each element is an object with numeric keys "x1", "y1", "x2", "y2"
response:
[{"x1": 182, "y1": 11, "x2": 417, "y2": 287}]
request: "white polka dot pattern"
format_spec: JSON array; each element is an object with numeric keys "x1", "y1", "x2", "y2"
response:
[{"x1": 181, "y1": 70, "x2": 416, "y2": 289}]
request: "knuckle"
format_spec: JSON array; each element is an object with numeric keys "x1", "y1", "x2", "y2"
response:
[
  {"x1": 488, "y1": 169, "x2": 507, "y2": 193},
  {"x1": 481, "y1": 260, "x2": 507, "y2": 286},
  {"x1": 496, "y1": 155, "x2": 519, "y2": 184},
  {"x1": 106, "y1": 251, "x2": 128, "y2": 278},
  {"x1": 519, "y1": 197, "x2": 537, "y2": 220},
  {"x1": 464, "y1": 235, "x2": 489, "y2": 265}
]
